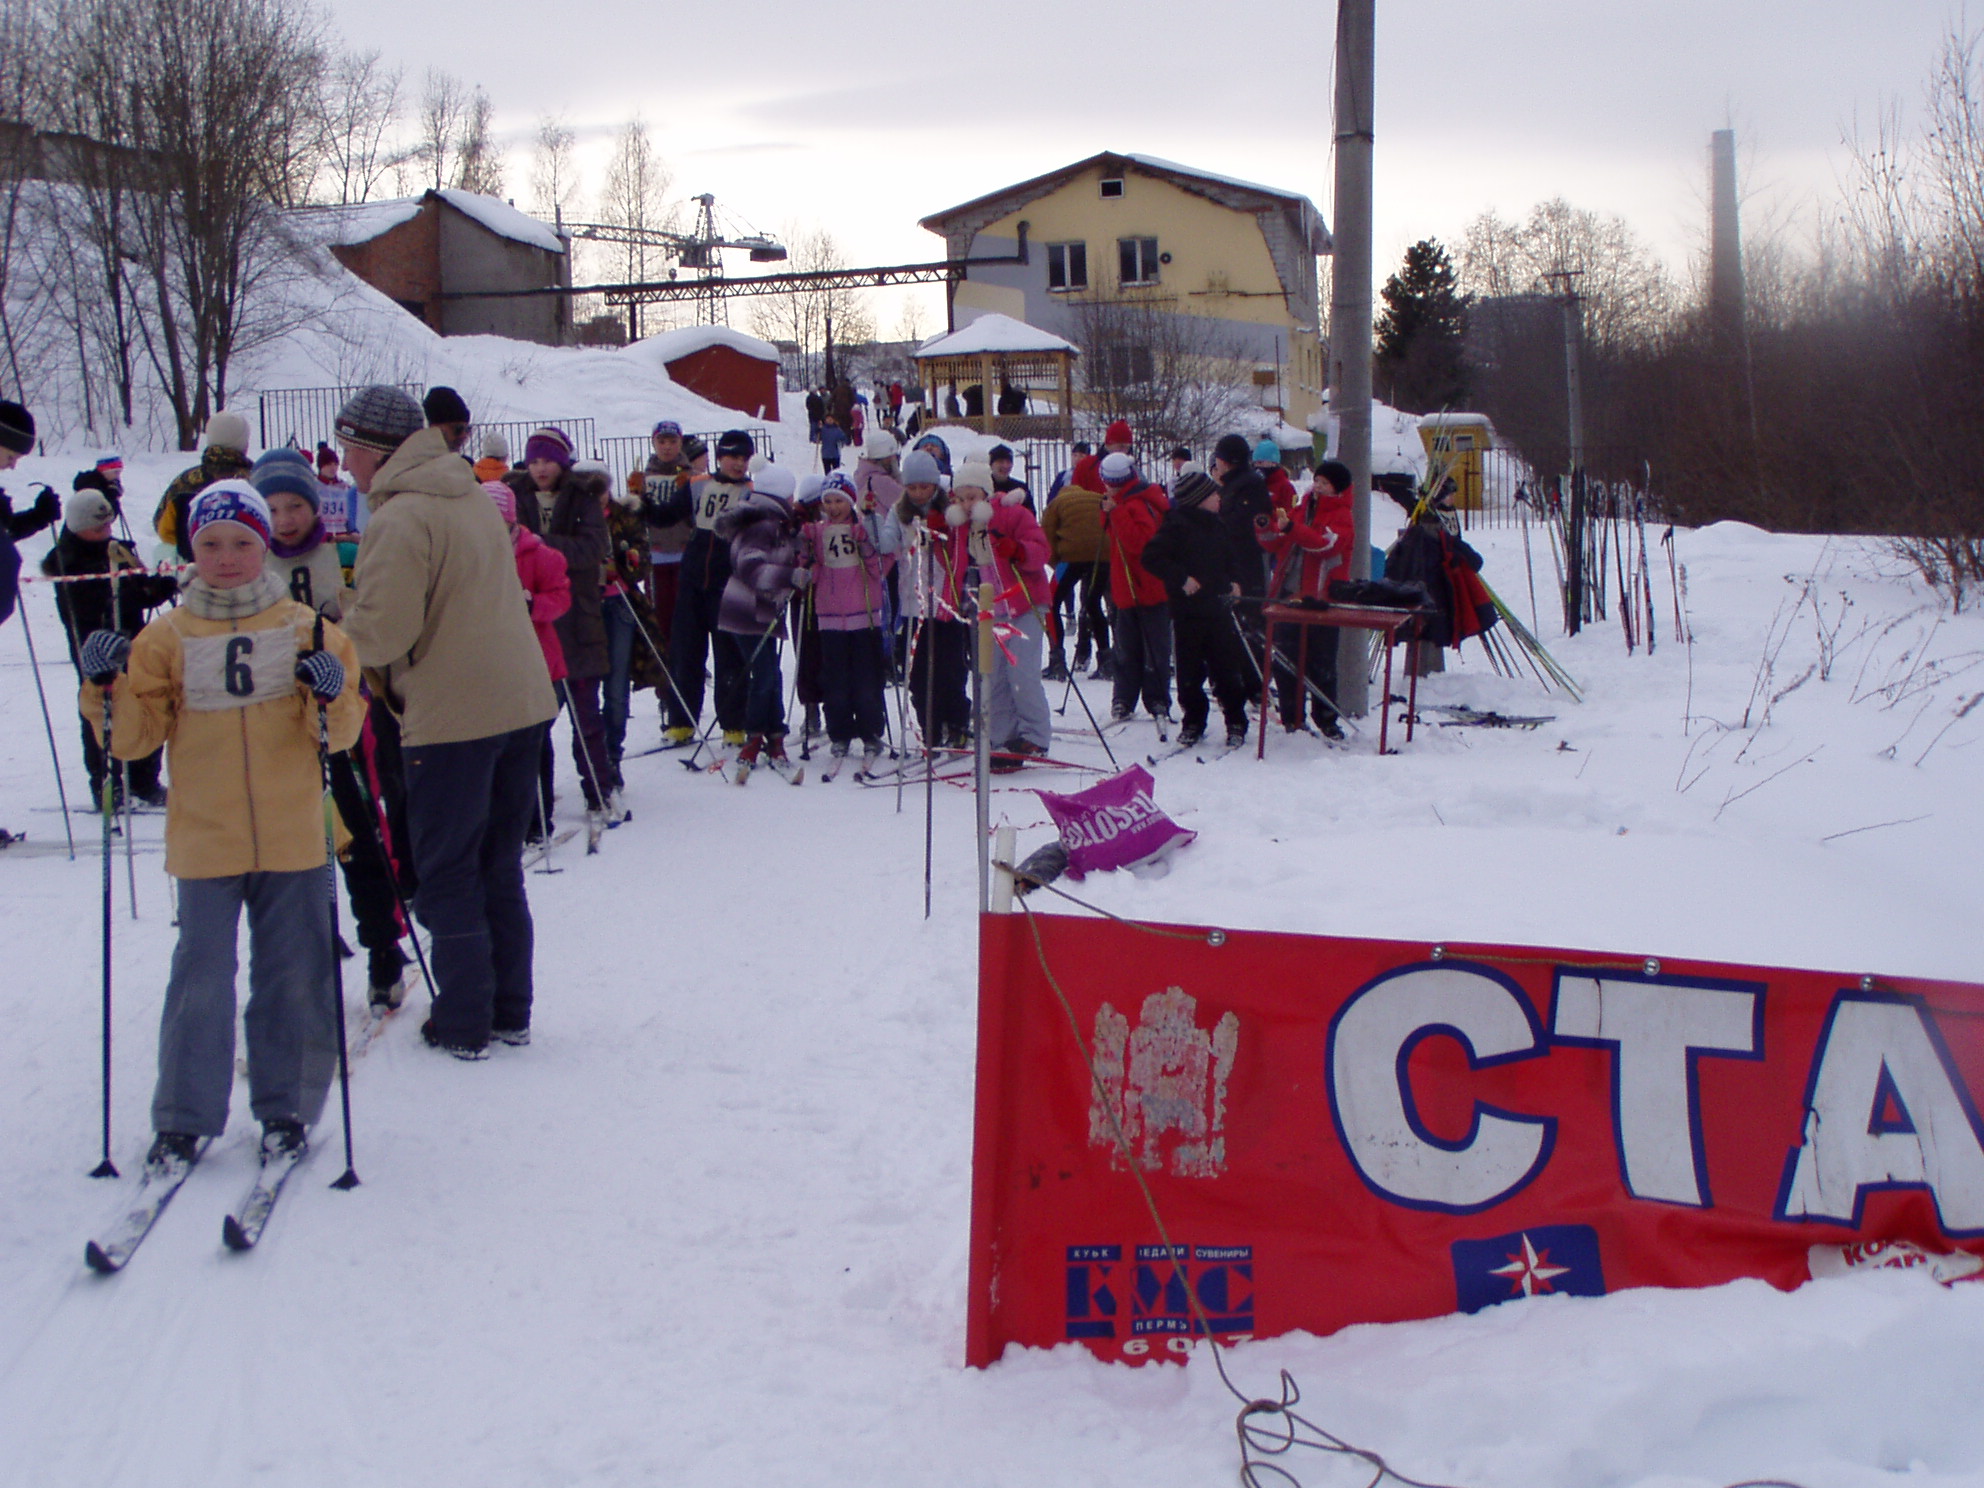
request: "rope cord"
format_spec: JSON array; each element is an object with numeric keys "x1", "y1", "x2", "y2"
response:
[{"x1": 1011, "y1": 897, "x2": 1813, "y2": 1488}]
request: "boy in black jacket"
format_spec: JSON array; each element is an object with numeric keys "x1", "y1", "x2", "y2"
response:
[{"x1": 1139, "y1": 472, "x2": 1256, "y2": 749}]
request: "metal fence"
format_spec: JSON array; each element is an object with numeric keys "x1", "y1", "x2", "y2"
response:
[
  {"x1": 473, "y1": 417, "x2": 598, "y2": 470},
  {"x1": 595, "y1": 427, "x2": 771, "y2": 487},
  {"x1": 257, "y1": 384, "x2": 422, "y2": 452}
]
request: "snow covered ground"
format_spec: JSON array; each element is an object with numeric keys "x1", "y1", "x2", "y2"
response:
[{"x1": 0, "y1": 476, "x2": 1979, "y2": 1487}]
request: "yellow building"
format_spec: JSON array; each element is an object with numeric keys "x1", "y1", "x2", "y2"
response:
[{"x1": 919, "y1": 152, "x2": 1332, "y2": 429}]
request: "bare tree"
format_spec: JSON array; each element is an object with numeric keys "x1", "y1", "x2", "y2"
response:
[
  {"x1": 596, "y1": 116, "x2": 672, "y2": 283},
  {"x1": 529, "y1": 113, "x2": 578, "y2": 222},
  {"x1": 453, "y1": 87, "x2": 502, "y2": 196},
  {"x1": 316, "y1": 49, "x2": 405, "y2": 205},
  {"x1": 750, "y1": 225, "x2": 872, "y2": 365},
  {"x1": 416, "y1": 67, "x2": 467, "y2": 192},
  {"x1": 1459, "y1": 198, "x2": 1673, "y2": 353},
  {"x1": 1063, "y1": 295, "x2": 1258, "y2": 452}
]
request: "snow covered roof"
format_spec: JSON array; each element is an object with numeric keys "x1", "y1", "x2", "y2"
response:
[
  {"x1": 290, "y1": 197, "x2": 423, "y2": 248},
  {"x1": 640, "y1": 323, "x2": 781, "y2": 365},
  {"x1": 433, "y1": 190, "x2": 565, "y2": 255},
  {"x1": 290, "y1": 190, "x2": 565, "y2": 256},
  {"x1": 1418, "y1": 411, "x2": 1497, "y2": 430},
  {"x1": 915, "y1": 313, "x2": 1078, "y2": 360}
]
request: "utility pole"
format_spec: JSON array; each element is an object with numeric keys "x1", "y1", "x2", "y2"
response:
[
  {"x1": 1546, "y1": 268, "x2": 1586, "y2": 634},
  {"x1": 1329, "y1": 0, "x2": 1375, "y2": 715}
]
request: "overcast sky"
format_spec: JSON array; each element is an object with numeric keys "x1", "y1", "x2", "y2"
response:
[{"x1": 328, "y1": 0, "x2": 1965, "y2": 332}]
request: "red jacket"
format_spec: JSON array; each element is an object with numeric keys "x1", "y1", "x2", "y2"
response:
[
  {"x1": 1261, "y1": 465, "x2": 1299, "y2": 510},
  {"x1": 1259, "y1": 481, "x2": 1355, "y2": 601},
  {"x1": 513, "y1": 526, "x2": 572, "y2": 682},
  {"x1": 1100, "y1": 479, "x2": 1171, "y2": 608}
]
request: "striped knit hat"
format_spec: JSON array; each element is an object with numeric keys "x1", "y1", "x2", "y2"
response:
[{"x1": 524, "y1": 427, "x2": 574, "y2": 468}]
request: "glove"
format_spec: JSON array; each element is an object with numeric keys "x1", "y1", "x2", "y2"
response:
[
  {"x1": 295, "y1": 649, "x2": 345, "y2": 702},
  {"x1": 790, "y1": 566, "x2": 813, "y2": 591},
  {"x1": 970, "y1": 501, "x2": 992, "y2": 529},
  {"x1": 80, "y1": 630, "x2": 131, "y2": 685},
  {"x1": 29, "y1": 485, "x2": 59, "y2": 526},
  {"x1": 992, "y1": 533, "x2": 1020, "y2": 561}
]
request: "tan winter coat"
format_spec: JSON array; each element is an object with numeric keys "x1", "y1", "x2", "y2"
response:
[
  {"x1": 1041, "y1": 486, "x2": 1106, "y2": 565},
  {"x1": 342, "y1": 429, "x2": 557, "y2": 747},
  {"x1": 85, "y1": 597, "x2": 363, "y2": 879}
]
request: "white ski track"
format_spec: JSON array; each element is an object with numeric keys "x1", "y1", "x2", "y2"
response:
[
  {"x1": 221, "y1": 1139, "x2": 309, "y2": 1251},
  {"x1": 83, "y1": 1139, "x2": 212, "y2": 1273}
]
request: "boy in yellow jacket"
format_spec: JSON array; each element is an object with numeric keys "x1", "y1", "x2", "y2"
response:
[{"x1": 81, "y1": 481, "x2": 363, "y2": 1175}]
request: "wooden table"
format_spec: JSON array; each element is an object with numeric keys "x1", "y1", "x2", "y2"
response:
[{"x1": 1255, "y1": 601, "x2": 1425, "y2": 757}]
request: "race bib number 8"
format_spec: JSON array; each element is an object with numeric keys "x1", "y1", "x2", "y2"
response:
[{"x1": 180, "y1": 626, "x2": 300, "y2": 713}]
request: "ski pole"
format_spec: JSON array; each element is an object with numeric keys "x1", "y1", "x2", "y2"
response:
[
  {"x1": 558, "y1": 677, "x2": 613, "y2": 822},
  {"x1": 17, "y1": 599, "x2": 77, "y2": 859},
  {"x1": 309, "y1": 650, "x2": 361, "y2": 1191},
  {"x1": 338, "y1": 748, "x2": 440, "y2": 998},
  {"x1": 1043, "y1": 604, "x2": 1118, "y2": 768},
  {"x1": 681, "y1": 614, "x2": 780, "y2": 773},
  {"x1": 91, "y1": 680, "x2": 117, "y2": 1178},
  {"x1": 611, "y1": 589, "x2": 703, "y2": 746},
  {"x1": 923, "y1": 612, "x2": 937, "y2": 921}
]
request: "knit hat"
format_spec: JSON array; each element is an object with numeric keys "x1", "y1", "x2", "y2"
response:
[
  {"x1": 1099, "y1": 452, "x2": 1136, "y2": 485},
  {"x1": 1103, "y1": 419, "x2": 1133, "y2": 446},
  {"x1": 478, "y1": 429, "x2": 509, "y2": 461},
  {"x1": 422, "y1": 385, "x2": 471, "y2": 426},
  {"x1": 819, "y1": 472, "x2": 857, "y2": 504},
  {"x1": 95, "y1": 454, "x2": 123, "y2": 478},
  {"x1": 752, "y1": 463, "x2": 796, "y2": 503},
  {"x1": 863, "y1": 428, "x2": 899, "y2": 461},
  {"x1": 0, "y1": 399, "x2": 34, "y2": 455},
  {"x1": 715, "y1": 429, "x2": 754, "y2": 461},
  {"x1": 1173, "y1": 472, "x2": 1218, "y2": 509},
  {"x1": 1169, "y1": 444, "x2": 1192, "y2": 462},
  {"x1": 1315, "y1": 459, "x2": 1354, "y2": 494},
  {"x1": 795, "y1": 473, "x2": 826, "y2": 506},
  {"x1": 64, "y1": 489, "x2": 115, "y2": 534},
  {"x1": 953, "y1": 461, "x2": 995, "y2": 497},
  {"x1": 1253, "y1": 438, "x2": 1282, "y2": 466},
  {"x1": 912, "y1": 434, "x2": 951, "y2": 474},
  {"x1": 314, "y1": 442, "x2": 338, "y2": 471},
  {"x1": 73, "y1": 468, "x2": 111, "y2": 495},
  {"x1": 482, "y1": 479, "x2": 517, "y2": 524},
  {"x1": 251, "y1": 448, "x2": 322, "y2": 510},
  {"x1": 900, "y1": 449, "x2": 942, "y2": 487},
  {"x1": 186, "y1": 480, "x2": 273, "y2": 547},
  {"x1": 988, "y1": 443, "x2": 1014, "y2": 464},
  {"x1": 652, "y1": 419, "x2": 683, "y2": 439},
  {"x1": 334, "y1": 385, "x2": 424, "y2": 453},
  {"x1": 524, "y1": 426, "x2": 574, "y2": 468},
  {"x1": 1212, "y1": 433, "x2": 1254, "y2": 469},
  {"x1": 203, "y1": 409, "x2": 251, "y2": 453}
]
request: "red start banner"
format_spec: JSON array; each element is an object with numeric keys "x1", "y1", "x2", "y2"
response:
[{"x1": 967, "y1": 912, "x2": 1984, "y2": 1367}]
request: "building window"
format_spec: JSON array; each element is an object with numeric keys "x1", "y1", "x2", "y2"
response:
[
  {"x1": 1102, "y1": 343, "x2": 1154, "y2": 387},
  {"x1": 1100, "y1": 177, "x2": 1125, "y2": 199},
  {"x1": 1046, "y1": 241, "x2": 1088, "y2": 292},
  {"x1": 1118, "y1": 236, "x2": 1160, "y2": 287}
]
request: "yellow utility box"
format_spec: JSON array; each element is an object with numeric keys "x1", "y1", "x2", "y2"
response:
[{"x1": 1417, "y1": 413, "x2": 1495, "y2": 510}]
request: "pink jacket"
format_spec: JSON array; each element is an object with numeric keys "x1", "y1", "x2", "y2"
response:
[
  {"x1": 513, "y1": 526, "x2": 572, "y2": 682},
  {"x1": 951, "y1": 493, "x2": 1053, "y2": 618},
  {"x1": 799, "y1": 518, "x2": 886, "y2": 631}
]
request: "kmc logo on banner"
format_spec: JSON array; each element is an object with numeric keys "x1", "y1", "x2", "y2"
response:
[{"x1": 966, "y1": 914, "x2": 1984, "y2": 1366}]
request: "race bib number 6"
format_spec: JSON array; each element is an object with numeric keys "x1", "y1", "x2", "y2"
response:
[{"x1": 180, "y1": 626, "x2": 300, "y2": 713}]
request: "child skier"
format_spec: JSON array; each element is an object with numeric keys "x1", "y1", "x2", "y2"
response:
[
  {"x1": 78, "y1": 481, "x2": 363, "y2": 1174},
  {"x1": 880, "y1": 448, "x2": 970, "y2": 749},
  {"x1": 484, "y1": 481, "x2": 572, "y2": 840},
  {"x1": 255, "y1": 448, "x2": 348, "y2": 619},
  {"x1": 42, "y1": 486, "x2": 178, "y2": 810},
  {"x1": 714, "y1": 463, "x2": 804, "y2": 782},
  {"x1": 948, "y1": 461, "x2": 1055, "y2": 772},
  {"x1": 253, "y1": 448, "x2": 415, "y2": 1006},
  {"x1": 798, "y1": 472, "x2": 887, "y2": 774},
  {"x1": 1140, "y1": 471, "x2": 1255, "y2": 749}
]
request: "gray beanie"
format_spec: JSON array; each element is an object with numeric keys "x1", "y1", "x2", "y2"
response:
[
  {"x1": 334, "y1": 384, "x2": 424, "y2": 454},
  {"x1": 901, "y1": 449, "x2": 942, "y2": 487},
  {"x1": 478, "y1": 429, "x2": 509, "y2": 461},
  {"x1": 64, "y1": 489, "x2": 115, "y2": 534},
  {"x1": 203, "y1": 409, "x2": 251, "y2": 453}
]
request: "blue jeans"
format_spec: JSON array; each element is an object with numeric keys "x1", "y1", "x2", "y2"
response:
[{"x1": 602, "y1": 596, "x2": 635, "y2": 764}]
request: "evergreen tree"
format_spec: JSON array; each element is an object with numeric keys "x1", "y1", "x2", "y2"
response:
[{"x1": 1375, "y1": 239, "x2": 1472, "y2": 413}]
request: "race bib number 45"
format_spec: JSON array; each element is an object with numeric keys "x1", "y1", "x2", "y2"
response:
[
  {"x1": 822, "y1": 524, "x2": 863, "y2": 569},
  {"x1": 180, "y1": 626, "x2": 300, "y2": 713}
]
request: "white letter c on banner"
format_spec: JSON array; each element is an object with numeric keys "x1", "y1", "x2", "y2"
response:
[{"x1": 1328, "y1": 964, "x2": 1556, "y2": 1213}]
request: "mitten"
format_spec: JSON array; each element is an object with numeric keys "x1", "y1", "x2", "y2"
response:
[
  {"x1": 295, "y1": 649, "x2": 345, "y2": 702},
  {"x1": 80, "y1": 630, "x2": 131, "y2": 685}
]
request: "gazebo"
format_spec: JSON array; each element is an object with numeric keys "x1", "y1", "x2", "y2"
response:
[{"x1": 912, "y1": 313, "x2": 1078, "y2": 439}]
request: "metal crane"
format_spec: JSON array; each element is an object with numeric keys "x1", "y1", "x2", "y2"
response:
[{"x1": 561, "y1": 192, "x2": 786, "y2": 331}]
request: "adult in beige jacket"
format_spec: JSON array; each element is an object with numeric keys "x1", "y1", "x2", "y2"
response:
[{"x1": 337, "y1": 388, "x2": 557, "y2": 1058}]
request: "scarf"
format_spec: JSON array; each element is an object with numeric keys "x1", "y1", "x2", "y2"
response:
[
  {"x1": 181, "y1": 570, "x2": 287, "y2": 621},
  {"x1": 269, "y1": 521, "x2": 327, "y2": 560}
]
